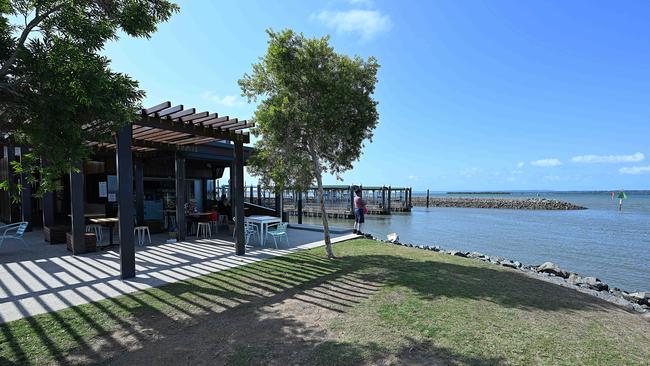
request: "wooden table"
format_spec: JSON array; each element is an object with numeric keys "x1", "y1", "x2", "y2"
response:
[
  {"x1": 245, "y1": 215, "x2": 281, "y2": 247},
  {"x1": 89, "y1": 217, "x2": 119, "y2": 246}
]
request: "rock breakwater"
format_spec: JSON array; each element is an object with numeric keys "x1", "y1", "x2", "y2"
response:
[{"x1": 412, "y1": 197, "x2": 586, "y2": 210}]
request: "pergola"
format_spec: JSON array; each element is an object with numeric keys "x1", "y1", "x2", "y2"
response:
[{"x1": 55, "y1": 101, "x2": 254, "y2": 279}]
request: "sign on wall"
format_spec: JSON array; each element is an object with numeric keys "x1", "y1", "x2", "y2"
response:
[{"x1": 99, "y1": 182, "x2": 107, "y2": 198}]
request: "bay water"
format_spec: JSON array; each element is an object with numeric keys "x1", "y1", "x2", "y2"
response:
[{"x1": 300, "y1": 191, "x2": 650, "y2": 292}]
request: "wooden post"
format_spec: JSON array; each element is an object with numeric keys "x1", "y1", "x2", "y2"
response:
[
  {"x1": 349, "y1": 185, "x2": 354, "y2": 213},
  {"x1": 387, "y1": 186, "x2": 392, "y2": 212},
  {"x1": 426, "y1": 189, "x2": 430, "y2": 208},
  {"x1": 233, "y1": 142, "x2": 245, "y2": 255},
  {"x1": 69, "y1": 164, "x2": 86, "y2": 255},
  {"x1": 135, "y1": 158, "x2": 144, "y2": 226},
  {"x1": 175, "y1": 154, "x2": 186, "y2": 241},
  {"x1": 382, "y1": 186, "x2": 386, "y2": 212},
  {"x1": 4, "y1": 145, "x2": 17, "y2": 222},
  {"x1": 257, "y1": 184, "x2": 261, "y2": 205},
  {"x1": 408, "y1": 187, "x2": 412, "y2": 208},
  {"x1": 201, "y1": 178, "x2": 208, "y2": 211},
  {"x1": 116, "y1": 125, "x2": 135, "y2": 279},
  {"x1": 297, "y1": 190, "x2": 303, "y2": 224},
  {"x1": 42, "y1": 189, "x2": 55, "y2": 227},
  {"x1": 249, "y1": 185, "x2": 253, "y2": 203},
  {"x1": 274, "y1": 189, "x2": 282, "y2": 218},
  {"x1": 19, "y1": 148, "x2": 32, "y2": 231}
]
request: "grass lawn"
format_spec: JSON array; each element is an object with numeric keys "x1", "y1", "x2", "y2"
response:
[{"x1": 1, "y1": 238, "x2": 648, "y2": 365}]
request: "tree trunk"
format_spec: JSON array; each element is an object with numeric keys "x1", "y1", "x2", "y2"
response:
[{"x1": 311, "y1": 154, "x2": 335, "y2": 258}]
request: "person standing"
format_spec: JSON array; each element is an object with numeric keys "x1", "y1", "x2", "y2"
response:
[{"x1": 353, "y1": 188, "x2": 366, "y2": 235}]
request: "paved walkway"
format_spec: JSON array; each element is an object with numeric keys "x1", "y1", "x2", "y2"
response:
[{"x1": 0, "y1": 228, "x2": 356, "y2": 323}]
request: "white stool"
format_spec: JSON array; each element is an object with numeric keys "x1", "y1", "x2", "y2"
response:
[
  {"x1": 134, "y1": 226, "x2": 151, "y2": 246},
  {"x1": 86, "y1": 224, "x2": 103, "y2": 243},
  {"x1": 196, "y1": 222, "x2": 211, "y2": 238}
]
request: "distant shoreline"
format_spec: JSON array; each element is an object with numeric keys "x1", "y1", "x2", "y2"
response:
[
  {"x1": 447, "y1": 191, "x2": 511, "y2": 195},
  {"x1": 411, "y1": 197, "x2": 587, "y2": 210}
]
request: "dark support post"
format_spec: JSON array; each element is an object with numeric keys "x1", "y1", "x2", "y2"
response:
[
  {"x1": 297, "y1": 190, "x2": 303, "y2": 224},
  {"x1": 387, "y1": 186, "x2": 392, "y2": 212},
  {"x1": 175, "y1": 154, "x2": 186, "y2": 241},
  {"x1": 42, "y1": 190, "x2": 55, "y2": 227},
  {"x1": 116, "y1": 125, "x2": 135, "y2": 279},
  {"x1": 233, "y1": 142, "x2": 245, "y2": 255},
  {"x1": 257, "y1": 184, "x2": 262, "y2": 205},
  {"x1": 350, "y1": 185, "x2": 354, "y2": 213},
  {"x1": 426, "y1": 189, "x2": 430, "y2": 208},
  {"x1": 201, "y1": 178, "x2": 208, "y2": 211},
  {"x1": 70, "y1": 164, "x2": 86, "y2": 254},
  {"x1": 19, "y1": 149, "x2": 32, "y2": 230},
  {"x1": 4, "y1": 145, "x2": 17, "y2": 221},
  {"x1": 382, "y1": 186, "x2": 386, "y2": 212},
  {"x1": 274, "y1": 189, "x2": 282, "y2": 218},
  {"x1": 249, "y1": 185, "x2": 253, "y2": 203},
  {"x1": 41, "y1": 160, "x2": 54, "y2": 227},
  {"x1": 409, "y1": 187, "x2": 413, "y2": 208},
  {"x1": 135, "y1": 158, "x2": 144, "y2": 226}
]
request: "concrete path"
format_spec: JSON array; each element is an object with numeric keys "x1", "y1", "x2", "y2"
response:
[{"x1": 0, "y1": 228, "x2": 356, "y2": 323}]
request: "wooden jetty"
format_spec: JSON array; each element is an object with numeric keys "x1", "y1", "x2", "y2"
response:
[{"x1": 236, "y1": 184, "x2": 413, "y2": 222}]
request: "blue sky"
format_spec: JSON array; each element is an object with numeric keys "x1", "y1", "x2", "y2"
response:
[{"x1": 103, "y1": 0, "x2": 650, "y2": 191}]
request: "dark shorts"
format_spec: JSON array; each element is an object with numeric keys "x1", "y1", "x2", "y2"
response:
[{"x1": 354, "y1": 208, "x2": 365, "y2": 223}]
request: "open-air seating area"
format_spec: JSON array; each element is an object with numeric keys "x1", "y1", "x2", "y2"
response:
[{"x1": 0, "y1": 225, "x2": 355, "y2": 324}]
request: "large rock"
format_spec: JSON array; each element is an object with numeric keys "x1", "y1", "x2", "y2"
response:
[
  {"x1": 580, "y1": 276, "x2": 609, "y2": 291},
  {"x1": 536, "y1": 262, "x2": 569, "y2": 278},
  {"x1": 628, "y1": 292, "x2": 650, "y2": 305},
  {"x1": 386, "y1": 233, "x2": 399, "y2": 243}
]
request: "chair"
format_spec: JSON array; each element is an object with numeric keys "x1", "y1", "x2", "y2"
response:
[
  {"x1": 133, "y1": 217, "x2": 151, "y2": 246},
  {"x1": 196, "y1": 222, "x2": 212, "y2": 238},
  {"x1": 134, "y1": 226, "x2": 151, "y2": 246},
  {"x1": 209, "y1": 211, "x2": 219, "y2": 233},
  {"x1": 85, "y1": 224, "x2": 103, "y2": 244},
  {"x1": 0, "y1": 222, "x2": 29, "y2": 249},
  {"x1": 244, "y1": 222, "x2": 259, "y2": 246},
  {"x1": 266, "y1": 222, "x2": 289, "y2": 249}
]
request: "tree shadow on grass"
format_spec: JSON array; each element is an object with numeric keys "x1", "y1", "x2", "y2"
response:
[{"x1": 0, "y1": 246, "x2": 640, "y2": 365}]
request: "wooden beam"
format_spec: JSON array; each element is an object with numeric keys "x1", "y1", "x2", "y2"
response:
[
  {"x1": 143, "y1": 101, "x2": 171, "y2": 115},
  {"x1": 227, "y1": 122, "x2": 255, "y2": 131},
  {"x1": 132, "y1": 138, "x2": 199, "y2": 152},
  {"x1": 201, "y1": 116, "x2": 229, "y2": 126},
  {"x1": 168, "y1": 108, "x2": 196, "y2": 120},
  {"x1": 193, "y1": 113, "x2": 218, "y2": 124},
  {"x1": 156, "y1": 105, "x2": 183, "y2": 117},
  {"x1": 181, "y1": 111, "x2": 209, "y2": 122},
  {"x1": 136, "y1": 116, "x2": 249, "y2": 143}
]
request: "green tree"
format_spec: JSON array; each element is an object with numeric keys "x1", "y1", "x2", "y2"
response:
[
  {"x1": 239, "y1": 29, "x2": 380, "y2": 258},
  {"x1": 0, "y1": 0, "x2": 178, "y2": 196}
]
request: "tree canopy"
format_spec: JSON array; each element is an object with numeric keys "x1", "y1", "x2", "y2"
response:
[
  {"x1": 0, "y1": 0, "x2": 178, "y2": 196},
  {"x1": 239, "y1": 29, "x2": 380, "y2": 257}
]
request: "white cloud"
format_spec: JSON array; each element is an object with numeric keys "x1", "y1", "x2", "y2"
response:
[
  {"x1": 459, "y1": 167, "x2": 479, "y2": 178},
  {"x1": 202, "y1": 91, "x2": 244, "y2": 107},
  {"x1": 619, "y1": 165, "x2": 650, "y2": 175},
  {"x1": 530, "y1": 158, "x2": 562, "y2": 167},
  {"x1": 571, "y1": 152, "x2": 645, "y2": 164},
  {"x1": 517, "y1": 162, "x2": 525, "y2": 168},
  {"x1": 313, "y1": 9, "x2": 391, "y2": 41},
  {"x1": 408, "y1": 175, "x2": 419, "y2": 181}
]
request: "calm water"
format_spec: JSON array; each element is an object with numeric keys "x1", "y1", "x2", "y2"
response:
[{"x1": 300, "y1": 192, "x2": 650, "y2": 292}]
